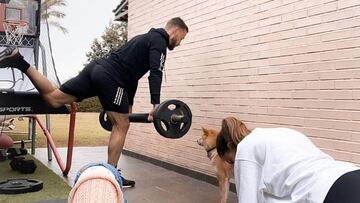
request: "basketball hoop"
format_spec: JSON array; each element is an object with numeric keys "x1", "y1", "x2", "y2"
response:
[{"x1": 3, "y1": 20, "x2": 28, "y2": 46}]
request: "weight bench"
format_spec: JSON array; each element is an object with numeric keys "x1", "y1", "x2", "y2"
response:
[{"x1": 0, "y1": 89, "x2": 76, "y2": 175}]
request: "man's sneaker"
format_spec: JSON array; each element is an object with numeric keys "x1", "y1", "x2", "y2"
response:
[
  {"x1": 0, "y1": 46, "x2": 29, "y2": 73},
  {"x1": 0, "y1": 46, "x2": 19, "y2": 67},
  {"x1": 121, "y1": 176, "x2": 135, "y2": 188},
  {"x1": 117, "y1": 169, "x2": 135, "y2": 188}
]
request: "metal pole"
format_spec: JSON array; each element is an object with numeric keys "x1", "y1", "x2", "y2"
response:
[
  {"x1": 27, "y1": 117, "x2": 36, "y2": 155},
  {"x1": 28, "y1": 37, "x2": 41, "y2": 155},
  {"x1": 39, "y1": 41, "x2": 53, "y2": 161}
]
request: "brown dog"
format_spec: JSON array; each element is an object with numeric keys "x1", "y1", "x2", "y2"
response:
[{"x1": 197, "y1": 128, "x2": 234, "y2": 203}]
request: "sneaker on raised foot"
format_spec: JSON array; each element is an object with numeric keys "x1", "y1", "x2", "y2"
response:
[
  {"x1": 0, "y1": 46, "x2": 19, "y2": 66},
  {"x1": 0, "y1": 46, "x2": 17, "y2": 58},
  {"x1": 0, "y1": 46, "x2": 29, "y2": 72}
]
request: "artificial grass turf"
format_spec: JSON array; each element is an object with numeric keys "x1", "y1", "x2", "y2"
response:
[{"x1": 0, "y1": 155, "x2": 71, "y2": 203}]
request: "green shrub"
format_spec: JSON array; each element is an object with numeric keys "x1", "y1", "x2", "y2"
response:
[{"x1": 76, "y1": 97, "x2": 102, "y2": 112}]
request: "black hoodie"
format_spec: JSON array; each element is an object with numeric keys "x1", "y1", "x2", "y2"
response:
[{"x1": 97, "y1": 28, "x2": 169, "y2": 105}]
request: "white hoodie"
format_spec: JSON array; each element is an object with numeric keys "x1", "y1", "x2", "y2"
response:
[{"x1": 234, "y1": 128, "x2": 358, "y2": 203}]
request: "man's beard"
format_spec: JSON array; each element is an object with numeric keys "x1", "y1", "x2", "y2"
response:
[{"x1": 168, "y1": 38, "x2": 177, "y2": 50}]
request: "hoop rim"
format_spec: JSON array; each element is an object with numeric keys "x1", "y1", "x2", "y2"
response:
[{"x1": 3, "y1": 19, "x2": 28, "y2": 26}]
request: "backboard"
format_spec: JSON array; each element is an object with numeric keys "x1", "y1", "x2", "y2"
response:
[{"x1": 0, "y1": 0, "x2": 40, "y2": 47}]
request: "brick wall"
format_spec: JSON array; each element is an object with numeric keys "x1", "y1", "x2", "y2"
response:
[{"x1": 125, "y1": 0, "x2": 360, "y2": 176}]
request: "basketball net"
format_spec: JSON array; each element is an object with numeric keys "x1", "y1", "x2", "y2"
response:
[{"x1": 3, "y1": 20, "x2": 28, "y2": 46}]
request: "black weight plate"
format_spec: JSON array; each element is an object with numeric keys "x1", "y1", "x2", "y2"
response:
[
  {"x1": 153, "y1": 100, "x2": 192, "y2": 139},
  {"x1": 99, "y1": 110, "x2": 112, "y2": 131},
  {"x1": 0, "y1": 178, "x2": 43, "y2": 194}
]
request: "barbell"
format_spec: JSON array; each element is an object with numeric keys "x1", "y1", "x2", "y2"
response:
[{"x1": 99, "y1": 99, "x2": 192, "y2": 139}]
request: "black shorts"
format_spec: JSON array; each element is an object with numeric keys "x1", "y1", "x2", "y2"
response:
[
  {"x1": 59, "y1": 62, "x2": 129, "y2": 113},
  {"x1": 323, "y1": 169, "x2": 360, "y2": 203}
]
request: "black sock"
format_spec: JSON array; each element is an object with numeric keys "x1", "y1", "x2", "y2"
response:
[{"x1": 15, "y1": 54, "x2": 30, "y2": 73}]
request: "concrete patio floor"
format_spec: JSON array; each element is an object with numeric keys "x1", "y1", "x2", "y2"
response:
[{"x1": 33, "y1": 146, "x2": 237, "y2": 203}]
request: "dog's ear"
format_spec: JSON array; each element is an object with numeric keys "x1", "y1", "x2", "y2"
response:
[{"x1": 202, "y1": 127, "x2": 209, "y2": 135}]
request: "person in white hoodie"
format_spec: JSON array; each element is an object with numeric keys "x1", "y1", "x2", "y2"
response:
[{"x1": 216, "y1": 117, "x2": 360, "y2": 203}]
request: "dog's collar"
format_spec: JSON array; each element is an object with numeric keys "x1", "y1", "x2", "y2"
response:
[
  {"x1": 207, "y1": 147, "x2": 217, "y2": 160},
  {"x1": 206, "y1": 147, "x2": 216, "y2": 153}
]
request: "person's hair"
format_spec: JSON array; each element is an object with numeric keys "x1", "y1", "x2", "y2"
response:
[
  {"x1": 165, "y1": 17, "x2": 189, "y2": 32},
  {"x1": 216, "y1": 117, "x2": 251, "y2": 158}
]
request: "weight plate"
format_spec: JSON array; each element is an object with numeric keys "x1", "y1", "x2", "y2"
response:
[
  {"x1": 153, "y1": 100, "x2": 192, "y2": 139},
  {"x1": 0, "y1": 178, "x2": 43, "y2": 194},
  {"x1": 99, "y1": 110, "x2": 112, "y2": 131}
]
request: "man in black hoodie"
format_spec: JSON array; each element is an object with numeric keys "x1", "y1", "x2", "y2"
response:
[{"x1": 0, "y1": 17, "x2": 188, "y2": 187}]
